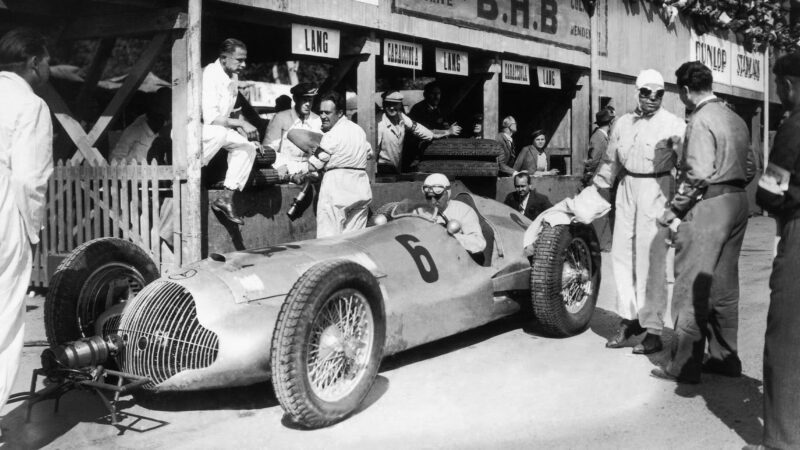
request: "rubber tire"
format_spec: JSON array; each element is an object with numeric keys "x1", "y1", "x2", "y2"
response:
[
  {"x1": 418, "y1": 160, "x2": 499, "y2": 177},
  {"x1": 422, "y1": 138, "x2": 503, "y2": 159},
  {"x1": 270, "y1": 259, "x2": 386, "y2": 429},
  {"x1": 254, "y1": 148, "x2": 277, "y2": 167},
  {"x1": 45, "y1": 237, "x2": 159, "y2": 346},
  {"x1": 529, "y1": 223, "x2": 600, "y2": 337}
]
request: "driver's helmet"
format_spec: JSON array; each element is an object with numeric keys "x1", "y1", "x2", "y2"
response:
[{"x1": 422, "y1": 173, "x2": 450, "y2": 196}]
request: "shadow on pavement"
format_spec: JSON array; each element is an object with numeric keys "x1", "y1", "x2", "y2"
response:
[{"x1": 136, "y1": 381, "x2": 278, "y2": 412}]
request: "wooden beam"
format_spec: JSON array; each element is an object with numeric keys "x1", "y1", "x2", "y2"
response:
[
  {"x1": 75, "y1": 37, "x2": 116, "y2": 122},
  {"x1": 481, "y1": 59, "x2": 501, "y2": 139},
  {"x1": 185, "y1": 0, "x2": 203, "y2": 264},
  {"x1": 571, "y1": 74, "x2": 591, "y2": 177},
  {"x1": 171, "y1": 32, "x2": 188, "y2": 170},
  {"x1": 84, "y1": 31, "x2": 171, "y2": 151},
  {"x1": 319, "y1": 55, "x2": 359, "y2": 95},
  {"x1": 0, "y1": 0, "x2": 68, "y2": 15},
  {"x1": 36, "y1": 83, "x2": 105, "y2": 165},
  {"x1": 356, "y1": 35, "x2": 378, "y2": 182},
  {"x1": 60, "y1": 7, "x2": 187, "y2": 40}
]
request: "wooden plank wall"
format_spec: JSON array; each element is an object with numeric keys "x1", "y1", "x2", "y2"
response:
[{"x1": 31, "y1": 161, "x2": 182, "y2": 287}]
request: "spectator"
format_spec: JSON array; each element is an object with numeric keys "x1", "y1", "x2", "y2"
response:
[
  {"x1": 496, "y1": 116, "x2": 517, "y2": 176},
  {"x1": 274, "y1": 94, "x2": 292, "y2": 113},
  {"x1": 376, "y1": 90, "x2": 433, "y2": 175},
  {"x1": 0, "y1": 28, "x2": 53, "y2": 414},
  {"x1": 504, "y1": 171, "x2": 552, "y2": 220},
  {"x1": 593, "y1": 69, "x2": 686, "y2": 355},
  {"x1": 582, "y1": 108, "x2": 615, "y2": 186},
  {"x1": 310, "y1": 91, "x2": 372, "y2": 237},
  {"x1": 202, "y1": 38, "x2": 259, "y2": 225},
  {"x1": 405, "y1": 81, "x2": 461, "y2": 171},
  {"x1": 751, "y1": 51, "x2": 800, "y2": 450},
  {"x1": 652, "y1": 62, "x2": 756, "y2": 384},
  {"x1": 108, "y1": 87, "x2": 171, "y2": 163},
  {"x1": 422, "y1": 173, "x2": 485, "y2": 255},
  {"x1": 469, "y1": 113, "x2": 484, "y2": 139},
  {"x1": 514, "y1": 129, "x2": 559, "y2": 177},
  {"x1": 262, "y1": 82, "x2": 321, "y2": 180}
]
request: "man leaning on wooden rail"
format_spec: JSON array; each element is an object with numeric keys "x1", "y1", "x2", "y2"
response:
[{"x1": 0, "y1": 28, "x2": 54, "y2": 422}]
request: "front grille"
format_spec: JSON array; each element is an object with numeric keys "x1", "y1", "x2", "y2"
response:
[{"x1": 116, "y1": 280, "x2": 219, "y2": 387}]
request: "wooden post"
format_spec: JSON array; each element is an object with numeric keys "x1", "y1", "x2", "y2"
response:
[
  {"x1": 171, "y1": 33, "x2": 188, "y2": 169},
  {"x1": 482, "y1": 58, "x2": 501, "y2": 140},
  {"x1": 589, "y1": 2, "x2": 600, "y2": 118},
  {"x1": 184, "y1": 0, "x2": 203, "y2": 264},
  {"x1": 572, "y1": 74, "x2": 591, "y2": 176},
  {"x1": 356, "y1": 34, "x2": 379, "y2": 182},
  {"x1": 763, "y1": 46, "x2": 770, "y2": 168}
]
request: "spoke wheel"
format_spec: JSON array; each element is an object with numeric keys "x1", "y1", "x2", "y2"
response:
[
  {"x1": 530, "y1": 224, "x2": 600, "y2": 337},
  {"x1": 271, "y1": 259, "x2": 385, "y2": 429},
  {"x1": 46, "y1": 238, "x2": 159, "y2": 345}
]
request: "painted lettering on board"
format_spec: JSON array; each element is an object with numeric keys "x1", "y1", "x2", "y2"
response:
[
  {"x1": 291, "y1": 24, "x2": 340, "y2": 58},
  {"x1": 383, "y1": 39, "x2": 423, "y2": 70},
  {"x1": 502, "y1": 60, "x2": 530, "y2": 85}
]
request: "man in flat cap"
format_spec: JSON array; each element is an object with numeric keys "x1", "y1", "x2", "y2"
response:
[
  {"x1": 582, "y1": 107, "x2": 615, "y2": 186},
  {"x1": 750, "y1": 52, "x2": 800, "y2": 450},
  {"x1": 652, "y1": 61, "x2": 755, "y2": 385},
  {"x1": 202, "y1": 38, "x2": 259, "y2": 225},
  {"x1": 262, "y1": 82, "x2": 322, "y2": 180},
  {"x1": 376, "y1": 90, "x2": 434, "y2": 175},
  {"x1": 592, "y1": 69, "x2": 686, "y2": 355}
]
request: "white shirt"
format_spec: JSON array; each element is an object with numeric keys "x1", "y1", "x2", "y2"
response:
[
  {"x1": 376, "y1": 113, "x2": 434, "y2": 169},
  {"x1": 536, "y1": 151, "x2": 548, "y2": 172},
  {"x1": 201, "y1": 59, "x2": 237, "y2": 125},
  {"x1": 320, "y1": 117, "x2": 371, "y2": 169},
  {"x1": 438, "y1": 200, "x2": 486, "y2": 254},
  {"x1": 0, "y1": 72, "x2": 53, "y2": 244},
  {"x1": 264, "y1": 108, "x2": 321, "y2": 174},
  {"x1": 108, "y1": 114, "x2": 156, "y2": 163}
]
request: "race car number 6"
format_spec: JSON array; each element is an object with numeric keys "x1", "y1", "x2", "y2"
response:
[{"x1": 395, "y1": 234, "x2": 439, "y2": 283}]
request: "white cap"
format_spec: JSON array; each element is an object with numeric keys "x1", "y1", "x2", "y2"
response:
[
  {"x1": 423, "y1": 173, "x2": 450, "y2": 188},
  {"x1": 635, "y1": 69, "x2": 665, "y2": 89}
]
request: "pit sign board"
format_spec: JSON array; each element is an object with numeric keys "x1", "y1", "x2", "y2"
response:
[
  {"x1": 435, "y1": 48, "x2": 469, "y2": 76},
  {"x1": 690, "y1": 30, "x2": 731, "y2": 85},
  {"x1": 536, "y1": 66, "x2": 561, "y2": 89},
  {"x1": 291, "y1": 24, "x2": 340, "y2": 59},
  {"x1": 730, "y1": 42, "x2": 764, "y2": 92},
  {"x1": 383, "y1": 39, "x2": 423, "y2": 70},
  {"x1": 502, "y1": 60, "x2": 530, "y2": 85}
]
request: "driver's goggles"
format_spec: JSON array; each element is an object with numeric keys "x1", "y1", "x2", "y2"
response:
[
  {"x1": 638, "y1": 88, "x2": 665, "y2": 99},
  {"x1": 422, "y1": 185, "x2": 448, "y2": 196}
]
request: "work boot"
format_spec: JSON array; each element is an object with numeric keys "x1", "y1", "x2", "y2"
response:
[
  {"x1": 605, "y1": 319, "x2": 644, "y2": 348},
  {"x1": 632, "y1": 333, "x2": 663, "y2": 355},
  {"x1": 211, "y1": 189, "x2": 244, "y2": 225}
]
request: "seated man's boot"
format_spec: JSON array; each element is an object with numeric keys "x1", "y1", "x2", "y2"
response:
[
  {"x1": 632, "y1": 333, "x2": 663, "y2": 355},
  {"x1": 211, "y1": 189, "x2": 244, "y2": 225},
  {"x1": 702, "y1": 355, "x2": 742, "y2": 377},
  {"x1": 606, "y1": 319, "x2": 644, "y2": 348}
]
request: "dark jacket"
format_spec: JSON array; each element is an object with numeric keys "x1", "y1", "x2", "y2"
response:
[
  {"x1": 504, "y1": 190, "x2": 552, "y2": 220},
  {"x1": 513, "y1": 145, "x2": 551, "y2": 175},
  {"x1": 758, "y1": 110, "x2": 800, "y2": 219}
]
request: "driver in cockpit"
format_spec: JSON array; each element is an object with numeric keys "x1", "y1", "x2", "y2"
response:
[{"x1": 422, "y1": 173, "x2": 486, "y2": 255}]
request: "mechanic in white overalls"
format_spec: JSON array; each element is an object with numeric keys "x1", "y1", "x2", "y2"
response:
[
  {"x1": 262, "y1": 82, "x2": 322, "y2": 180},
  {"x1": 592, "y1": 69, "x2": 686, "y2": 355},
  {"x1": 202, "y1": 38, "x2": 258, "y2": 225},
  {"x1": 309, "y1": 91, "x2": 372, "y2": 238},
  {"x1": 0, "y1": 28, "x2": 53, "y2": 413}
]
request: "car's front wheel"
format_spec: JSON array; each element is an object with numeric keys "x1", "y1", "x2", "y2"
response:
[
  {"x1": 529, "y1": 223, "x2": 600, "y2": 337},
  {"x1": 271, "y1": 259, "x2": 386, "y2": 429}
]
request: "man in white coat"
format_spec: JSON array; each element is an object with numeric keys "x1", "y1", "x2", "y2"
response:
[{"x1": 0, "y1": 28, "x2": 54, "y2": 414}]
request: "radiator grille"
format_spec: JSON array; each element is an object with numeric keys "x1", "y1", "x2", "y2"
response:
[{"x1": 116, "y1": 280, "x2": 219, "y2": 387}]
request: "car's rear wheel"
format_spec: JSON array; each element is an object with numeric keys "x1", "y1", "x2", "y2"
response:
[
  {"x1": 529, "y1": 224, "x2": 600, "y2": 337},
  {"x1": 45, "y1": 237, "x2": 159, "y2": 345},
  {"x1": 271, "y1": 259, "x2": 385, "y2": 429}
]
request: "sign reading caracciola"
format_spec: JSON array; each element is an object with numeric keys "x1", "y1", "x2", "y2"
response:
[{"x1": 394, "y1": 0, "x2": 592, "y2": 52}]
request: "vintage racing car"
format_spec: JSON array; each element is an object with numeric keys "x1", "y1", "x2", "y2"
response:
[{"x1": 44, "y1": 192, "x2": 601, "y2": 428}]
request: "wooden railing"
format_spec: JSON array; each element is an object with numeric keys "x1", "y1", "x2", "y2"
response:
[{"x1": 31, "y1": 160, "x2": 185, "y2": 287}]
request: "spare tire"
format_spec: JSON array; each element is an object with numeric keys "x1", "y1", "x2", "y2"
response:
[
  {"x1": 529, "y1": 223, "x2": 600, "y2": 337},
  {"x1": 422, "y1": 138, "x2": 503, "y2": 159},
  {"x1": 45, "y1": 237, "x2": 159, "y2": 345},
  {"x1": 254, "y1": 148, "x2": 277, "y2": 167},
  {"x1": 418, "y1": 160, "x2": 499, "y2": 178}
]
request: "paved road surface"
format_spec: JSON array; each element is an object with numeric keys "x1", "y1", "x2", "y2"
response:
[{"x1": 0, "y1": 217, "x2": 776, "y2": 449}]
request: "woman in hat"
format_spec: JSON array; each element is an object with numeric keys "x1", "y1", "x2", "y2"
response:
[{"x1": 513, "y1": 129, "x2": 558, "y2": 177}]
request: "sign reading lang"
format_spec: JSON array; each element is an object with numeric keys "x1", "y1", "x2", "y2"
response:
[
  {"x1": 435, "y1": 48, "x2": 469, "y2": 76},
  {"x1": 291, "y1": 24, "x2": 340, "y2": 58},
  {"x1": 536, "y1": 66, "x2": 561, "y2": 89},
  {"x1": 383, "y1": 39, "x2": 423, "y2": 70},
  {"x1": 394, "y1": 0, "x2": 591, "y2": 52}
]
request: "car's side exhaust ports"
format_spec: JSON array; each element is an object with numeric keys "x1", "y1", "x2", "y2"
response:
[
  {"x1": 270, "y1": 259, "x2": 386, "y2": 429},
  {"x1": 529, "y1": 224, "x2": 601, "y2": 337},
  {"x1": 45, "y1": 237, "x2": 159, "y2": 346}
]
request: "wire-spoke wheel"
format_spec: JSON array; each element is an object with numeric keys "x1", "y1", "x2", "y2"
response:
[
  {"x1": 271, "y1": 260, "x2": 385, "y2": 429},
  {"x1": 46, "y1": 238, "x2": 159, "y2": 346},
  {"x1": 530, "y1": 224, "x2": 600, "y2": 337}
]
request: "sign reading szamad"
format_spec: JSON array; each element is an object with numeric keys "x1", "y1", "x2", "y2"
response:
[{"x1": 394, "y1": 0, "x2": 591, "y2": 52}]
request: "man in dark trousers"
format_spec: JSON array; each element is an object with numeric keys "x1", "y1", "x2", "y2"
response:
[
  {"x1": 652, "y1": 61, "x2": 755, "y2": 384},
  {"x1": 750, "y1": 52, "x2": 800, "y2": 450},
  {"x1": 504, "y1": 171, "x2": 552, "y2": 220}
]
